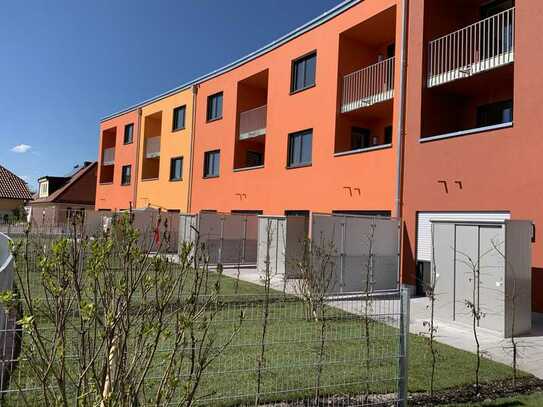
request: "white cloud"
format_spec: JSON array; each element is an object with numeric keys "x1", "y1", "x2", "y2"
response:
[
  {"x1": 20, "y1": 175, "x2": 29, "y2": 182},
  {"x1": 11, "y1": 144, "x2": 32, "y2": 153}
]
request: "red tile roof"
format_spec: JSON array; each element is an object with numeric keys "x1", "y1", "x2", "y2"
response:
[
  {"x1": 0, "y1": 165, "x2": 32, "y2": 200},
  {"x1": 31, "y1": 162, "x2": 97, "y2": 204}
]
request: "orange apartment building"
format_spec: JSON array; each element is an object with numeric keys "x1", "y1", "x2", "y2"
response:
[
  {"x1": 96, "y1": 109, "x2": 140, "y2": 211},
  {"x1": 190, "y1": 0, "x2": 402, "y2": 217},
  {"x1": 96, "y1": 0, "x2": 543, "y2": 309}
]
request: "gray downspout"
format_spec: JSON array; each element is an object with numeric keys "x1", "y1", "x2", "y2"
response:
[
  {"x1": 133, "y1": 108, "x2": 142, "y2": 210},
  {"x1": 395, "y1": 0, "x2": 409, "y2": 289},
  {"x1": 187, "y1": 85, "x2": 198, "y2": 213}
]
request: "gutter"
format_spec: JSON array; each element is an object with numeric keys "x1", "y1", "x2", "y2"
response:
[
  {"x1": 187, "y1": 85, "x2": 198, "y2": 213},
  {"x1": 133, "y1": 108, "x2": 143, "y2": 210},
  {"x1": 395, "y1": 0, "x2": 409, "y2": 287},
  {"x1": 395, "y1": 0, "x2": 408, "y2": 219}
]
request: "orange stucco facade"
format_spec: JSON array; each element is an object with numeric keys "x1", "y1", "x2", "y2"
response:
[
  {"x1": 96, "y1": 0, "x2": 543, "y2": 308},
  {"x1": 190, "y1": 0, "x2": 401, "y2": 215},
  {"x1": 136, "y1": 88, "x2": 194, "y2": 211},
  {"x1": 96, "y1": 110, "x2": 140, "y2": 211},
  {"x1": 401, "y1": 0, "x2": 543, "y2": 310}
]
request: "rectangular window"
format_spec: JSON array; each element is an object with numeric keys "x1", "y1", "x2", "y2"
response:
[
  {"x1": 246, "y1": 150, "x2": 263, "y2": 167},
  {"x1": 476, "y1": 99, "x2": 513, "y2": 127},
  {"x1": 288, "y1": 129, "x2": 312, "y2": 167},
  {"x1": 481, "y1": 0, "x2": 514, "y2": 18},
  {"x1": 123, "y1": 123, "x2": 134, "y2": 144},
  {"x1": 384, "y1": 125, "x2": 393, "y2": 144},
  {"x1": 121, "y1": 165, "x2": 131, "y2": 185},
  {"x1": 172, "y1": 105, "x2": 186, "y2": 131},
  {"x1": 207, "y1": 92, "x2": 223, "y2": 121},
  {"x1": 38, "y1": 181, "x2": 49, "y2": 198},
  {"x1": 204, "y1": 150, "x2": 220, "y2": 177},
  {"x1": 386, "y1": 43, "x2": 395, "y2": 58},
  {"x1": 351, "y1": 127, "x2": 371, "y2": 150},
  {"x1": 291, "y1": 52, "x2": 316, "y2": 93},
  {"x1": 169, "y1": 157, "x2": 183, "y2": 181},
  {"x1": 231, "y1": 210, "x2": 264, "y2": 215}
]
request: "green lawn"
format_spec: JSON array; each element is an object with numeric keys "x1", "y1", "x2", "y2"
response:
[{"x1": 3, "y1": 261, "x2": 523, "y2": 406}]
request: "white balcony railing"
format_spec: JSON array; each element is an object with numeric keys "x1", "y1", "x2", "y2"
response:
[
  {"x1": 102, "y1": 147, "x2": 115, "y2": 166},
  {"x1": 145, "y1": 136, "x2": 161, "y2": 158},
  {"x1": 239, "y1": 105, "x2": 267, "y2": 140},
  {"x1": 428, "y1": 7, "x2": 515, "y2": 88},
  {"x1": 341, "y1": 57, "x2": 395, "y2": 113}
]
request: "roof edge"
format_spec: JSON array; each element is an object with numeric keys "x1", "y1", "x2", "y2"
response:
[{"x1": 100, "y1": 0, "x2": 361, "y2": 122}]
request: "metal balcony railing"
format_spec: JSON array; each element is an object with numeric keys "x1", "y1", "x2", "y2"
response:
[
  {"x1": 145, "y1": 136, "x2": 161, "y2": 158},
  {"x1": 428, "y1": 7, "x2": 515, "y2": 88},
  {"x1": 102, "y1": 147, "x2": 115, "y2": 166},
  {"x1": 341, "y1": 57, "x2": 395, "y2": 114},
  {"x1": 239, "y1": 105, "x2": 267, "y2": 140}
]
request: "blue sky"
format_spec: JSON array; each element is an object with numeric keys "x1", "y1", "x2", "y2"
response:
[{"x1": 0, "y1": 0, "x2": 339, "y2": 191}]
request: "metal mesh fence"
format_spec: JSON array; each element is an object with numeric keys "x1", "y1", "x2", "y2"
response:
[
  {"x1": 0, "y1": 222, "x2": 408, "y2": 406},
  {"x1": 0, "y1": 291, "x2": 409, "y2": 406},
  {"x1": 0, "y1": 208, "x2": 180, "y2": 254}
]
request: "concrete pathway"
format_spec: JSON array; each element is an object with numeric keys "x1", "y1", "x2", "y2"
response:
[
  {"x1": 409, "y1": 297, "x2": 543, "y2": 379},
  {"x1": 221, "y1": 266, "x2": 543, "y2": 379}
]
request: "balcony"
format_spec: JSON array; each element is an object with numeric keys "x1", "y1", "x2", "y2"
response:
[
  {"x1": 427, "y1": 7, "x2": 515, "y2": 88},
  {"x1": 239, "y1": 105, "x2": 267, "y2": 140},
  {"x1": 341, "y1": 57, "x2": 395, "y2": 113},
  {"x1": 102, "y1": 147, "x2": 115, "y2": 166},
  {"x1": 145, "y1": 136, "x2": 161, "y2": 158}
]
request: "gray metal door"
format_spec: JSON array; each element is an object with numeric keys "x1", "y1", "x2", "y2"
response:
[
  {"x1": 432, "y1": 222, "x2": 456, "y2": 320},
  {"x1": 478, "y1": 225, "x2": 505, "y2": 332},
  {"x1": 454, "y1": 225, "x2": 480, "y2": 326}
]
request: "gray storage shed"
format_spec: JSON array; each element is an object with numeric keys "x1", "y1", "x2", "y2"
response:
[{"x1": 431, "y1": 219, "x2": 532, "y2": 337}]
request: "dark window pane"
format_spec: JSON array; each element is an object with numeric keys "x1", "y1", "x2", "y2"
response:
[
  {"x1": 351, "y1": 127, "x2": 371, "y2": 150},
  {"x1": 295, "y1": 60, "x2": 305, "y2": 91},
  {"x1": 291, "y1": 52, "x2": 316, "y2": 92},
  {"x1": 173, "y1": 106, "x2": 186, "y2": 130},
  {"x1": 300, "y1": 132, "x2": 312, "y2": 164},
  {"x1": 204, "y1": 150, "x2": 220, "y2": 177},
  {"x1": 246, "y1": 151, "x2": 263, "y2": 167},
  {"x1": 124, "y1": 124, "x2": 133, "y2": 144},
  {"x1": 304, "y1": 54, "x2": 316, "y2": 87},
  {"x1": 476, "y1": 99, "x2": 513, "y2": 127},
  {"x1": 121, "y1": 165, "x2": 131, "y2": 185},
  {"x1": 384, "y1": 126, "x2": 393, "y2": 144},
  {"x1": 288, "y1": 130, "x2": 312, "y2": 167},
  {"x1": 207, "y1": 93, "x2": 223, "y2": 121},
  {"x1": 170, "y1": 157, "x2": 183, "y2": 180}
]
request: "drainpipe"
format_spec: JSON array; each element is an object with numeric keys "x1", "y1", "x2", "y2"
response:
[
  {"x1": 133, "y1": 108, "x2": 143, "y2": 209},
  {"x1": 187, "y1": 84, "x2": 198, "y2": 213},
  {"x1": 395, "y1": 0, "x2": 409, "y2": 288}
]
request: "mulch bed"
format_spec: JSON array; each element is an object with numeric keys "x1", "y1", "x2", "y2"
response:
[
  {"x1": 260, "y1": 377, "x2": 543, "y2": 406},
  {"x1": 409, "y1": 376, "x2": 543, "y2": 406}
]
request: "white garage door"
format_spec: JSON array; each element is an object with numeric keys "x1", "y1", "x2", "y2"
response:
[{"x1": 416, "y1": 211, "x2": 510, "y2": 261}]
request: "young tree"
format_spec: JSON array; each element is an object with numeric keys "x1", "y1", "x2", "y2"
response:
[
  {"x1": 292, "y1": 235, "x2": 336, "y2": 404},
  {"x1": 4, "y1": 212, "x2": 242, "y2": 406}
]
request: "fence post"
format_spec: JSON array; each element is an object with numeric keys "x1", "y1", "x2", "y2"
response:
[
  {"x1": 218, "y1": 215, "x2": 224, "y2": 264},
  {"x1": 340, "y1": 216, "x2": 346, "y2": 293},
  {"x1": 241, "y1": 216, "x2": 247, "y2": 265},
  {"x1": 398, "y1": 287, "x2": 410, "y2": 406}
]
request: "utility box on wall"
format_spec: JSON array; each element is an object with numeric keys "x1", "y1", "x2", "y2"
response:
[{"x1": 431, "y1": 219, "x2": 532, "y2": 338}]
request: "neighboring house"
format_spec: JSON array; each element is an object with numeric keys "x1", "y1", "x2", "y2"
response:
[
  {"x1": 0, "y1": 165, "x2": 32, "y2": 221},
  {"x1": 30, "y1": 161, "x2": 97, "y2": 225}
]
